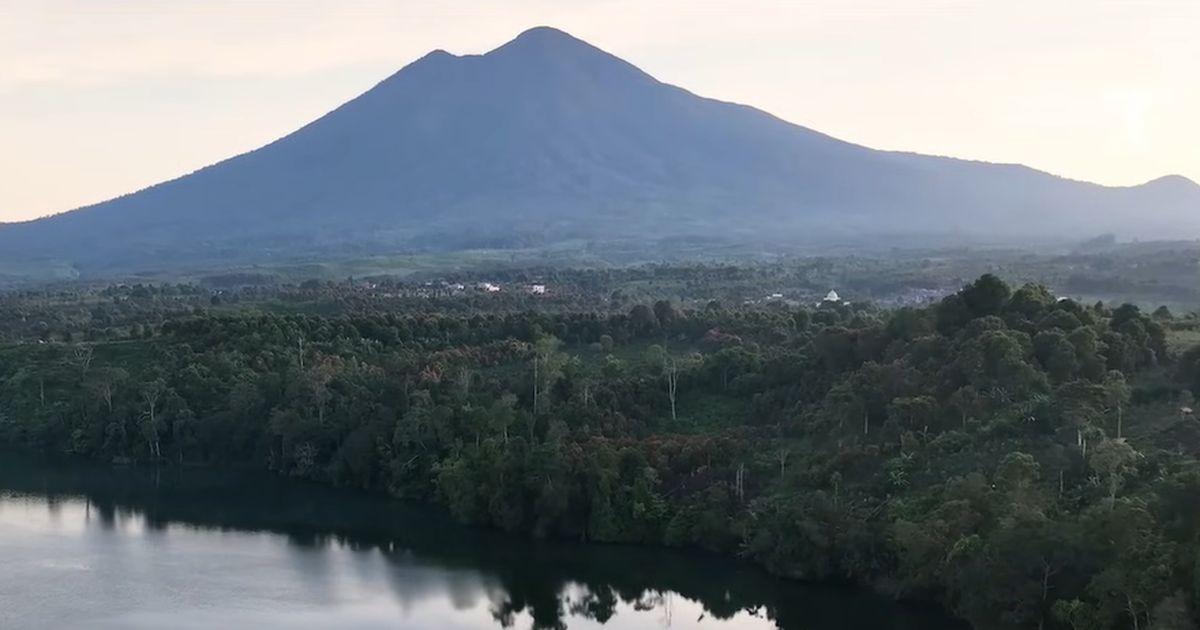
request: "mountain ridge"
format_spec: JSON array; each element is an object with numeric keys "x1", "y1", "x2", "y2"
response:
[{"x1": 2, "y1": 26, "x2": 1197, "y2": 275}]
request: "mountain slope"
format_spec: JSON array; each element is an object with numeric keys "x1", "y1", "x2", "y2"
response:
[{"x1": 2, "y1": 26, "x2": 1198, "y2": 274}]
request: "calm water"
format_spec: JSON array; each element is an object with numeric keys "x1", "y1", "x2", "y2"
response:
[{"x1": 0, "y1": 452, "x2": 961, "y2": 630}]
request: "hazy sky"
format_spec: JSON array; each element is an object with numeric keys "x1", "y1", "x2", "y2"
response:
[{"x1": 2, "y1": 0, "x2": 1197, "y2": 222}]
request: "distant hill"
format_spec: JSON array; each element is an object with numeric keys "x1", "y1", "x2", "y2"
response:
[{"x1": 2, "y1": 26, "x2": 1198, "y2": 277}]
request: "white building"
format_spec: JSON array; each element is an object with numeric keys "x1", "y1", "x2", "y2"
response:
[
  {"x1": 478, "y1": 282, "x2": 501, "y2": 293},
  {"x1": 529, "y1": 284, "x2": 547, "y2": 295},
  {"x1": 823, "y1": 289, "x2": 841, "y2": 303}
]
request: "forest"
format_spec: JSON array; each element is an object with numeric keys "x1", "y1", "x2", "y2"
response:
[{"x1": 1, "y1": 270, "x2": 1199, "y2": 630}]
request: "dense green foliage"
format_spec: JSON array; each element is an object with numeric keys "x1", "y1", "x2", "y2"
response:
[{"x1": 2, "y1": 273, "x2": 1199, "y2": 629}]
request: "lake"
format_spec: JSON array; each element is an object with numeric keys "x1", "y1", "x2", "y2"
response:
[{"x1": 0, "y1": 452, "x2": 961, "y2": 629}]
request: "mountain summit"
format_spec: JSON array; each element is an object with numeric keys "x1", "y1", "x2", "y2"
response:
[{"x1": 3, "y1": 27, "x2": 1198, "y2": 275}]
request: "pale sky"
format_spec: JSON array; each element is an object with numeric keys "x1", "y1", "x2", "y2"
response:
[{"x1": 1, "y1": 0, "x2": 1198, "y2": 222}]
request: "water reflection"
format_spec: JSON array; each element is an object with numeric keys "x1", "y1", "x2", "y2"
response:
[{"x1": 0, "y1": 453, "x2": 960, "y2": 630}]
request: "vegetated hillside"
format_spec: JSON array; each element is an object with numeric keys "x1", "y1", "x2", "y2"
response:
[
  {"x1": 2, "y1": 274, "x2": 1199, "y2": 629},
  {"x1": 1, "y1": 26, "x2": 1197, "y2": 276}
]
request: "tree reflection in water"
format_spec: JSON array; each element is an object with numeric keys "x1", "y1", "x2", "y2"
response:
[{"x1": 0, "y1": 452, "x2": 961, "y2": 630}]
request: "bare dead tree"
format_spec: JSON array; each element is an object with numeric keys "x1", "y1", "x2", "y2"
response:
[
  {"x1": 735, "y1": 462, "x2": 746, "y2": 503},
  {"x1": 457, "y1": 366, "x2": 473, "y2": 398},
  {"x1": 94, "y1": 377, "x2": 116, "y2": 413},
  {"x1": 70, "y1": 345, "x2": 94, "y2": 377},
  {"x1": 532, "y1": 355, "x2": 539, "y2": 414},
  {"x1": 140, "y1": 380, "x2": 165, "y2": 459},
  {"x1": 307, "y1": 358, "x2": 336, "y2": 425},
  {"x1": 665, "y1": 356, "x2": 679, "y2": 422},
  {"x1": 88, "y1": 367, "x2": 126, "y2": 414},
  {"x1": 99, "y1": 381, "x2": 114, "y2": 412}
]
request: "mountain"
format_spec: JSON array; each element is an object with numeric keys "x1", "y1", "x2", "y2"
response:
[{"x1": 2, "y1": 26, "x2": 1198, "y2": 276}]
